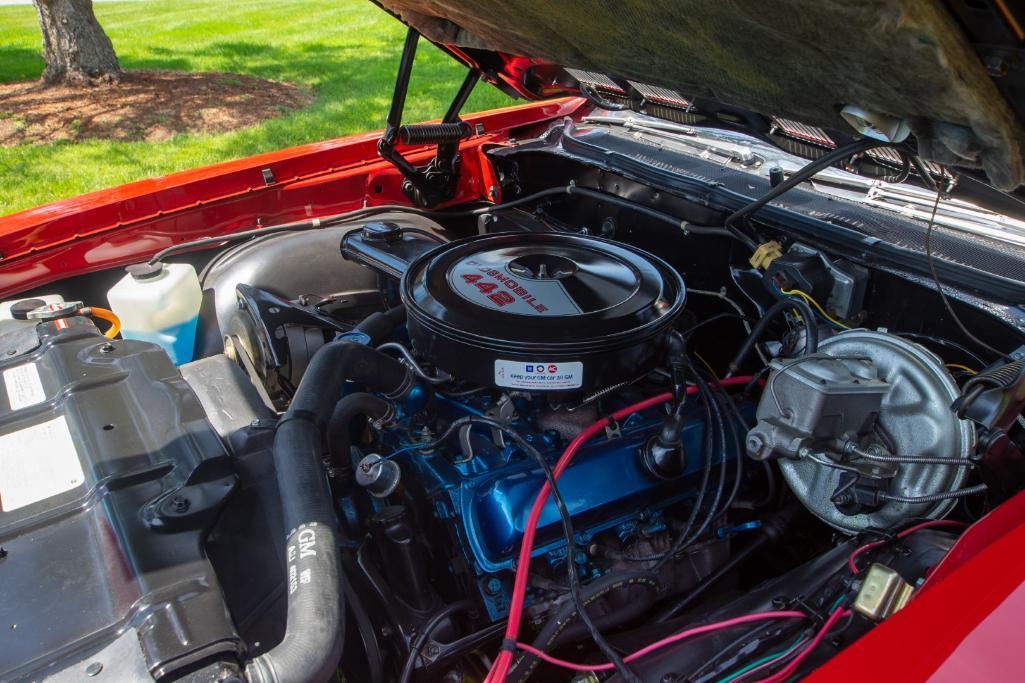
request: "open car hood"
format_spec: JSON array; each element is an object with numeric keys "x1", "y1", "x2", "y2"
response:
[{"x1": 377, "y1": 0, "x2": 1025, "y2": 190}]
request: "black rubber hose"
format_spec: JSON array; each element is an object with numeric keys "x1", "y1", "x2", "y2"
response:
[
  {"x1": 290, "y1": 342, "x2": 410, "y2": 420},
  {"x1": 326, "y1": 392, "x2": 393, "y2": 486},
  {"x1": 727, "y1": 298, "x2": 818, "y2": 376},
  {"x1": 507, "y1": 571, "x2": 661, "y2": 683},
  {"x1": 354, "y1": 305, "x2": 407, "y2": 344},
  {"x1": 246, "y1": 341, "x2": 410, "y2": 683},
  {"x1": 328, "y1": 307, "x2": 406, "y2": 478},
  {"x1": 724, "y1": 137, "x2": 891, "y2": 233}
]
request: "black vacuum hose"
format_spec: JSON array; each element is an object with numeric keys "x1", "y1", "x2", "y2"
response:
[
  {"x1": 246, "y1": 341, "x2": 410, "y2": 683},
  {"x1": 727, "y1": 298, "x2": 818, "y2": 376}
]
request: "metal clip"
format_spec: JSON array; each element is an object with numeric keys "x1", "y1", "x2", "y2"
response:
[{"x1": 604, "y1": 417, "x2": 622, "y2": 440}]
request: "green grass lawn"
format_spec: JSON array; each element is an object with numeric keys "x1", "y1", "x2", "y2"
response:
[{"x1": 0, "y1": 0, "x2": 515, "y2": 216}]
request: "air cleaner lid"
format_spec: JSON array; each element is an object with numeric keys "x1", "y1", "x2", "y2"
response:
[{"x1": 401, "y1": 233, "x2": 684, "y2": 353}]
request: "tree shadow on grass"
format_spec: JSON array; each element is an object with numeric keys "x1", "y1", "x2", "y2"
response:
[
  {"x1": 0, "y1": 47, "x2": 44, "y2": 85},
  {"x1": 0, "y1": 71, "x2": 312, "y2": 146}
]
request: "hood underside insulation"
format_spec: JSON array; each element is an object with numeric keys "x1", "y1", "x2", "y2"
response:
[{"x1": 379, "y1": 0, "x2": 1025, "y2": 189}]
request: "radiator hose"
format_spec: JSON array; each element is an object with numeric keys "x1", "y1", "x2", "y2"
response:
[{"x1": 246, "y1": 340, "x2": 410, "y2": 683}]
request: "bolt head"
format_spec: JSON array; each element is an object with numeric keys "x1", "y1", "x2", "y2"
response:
[{"x1": 985, "y1": 55, "x2": 1009, "y2": 77}]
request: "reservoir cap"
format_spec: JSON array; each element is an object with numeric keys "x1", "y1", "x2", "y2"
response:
[
  {"x1": 126, "y1": 262, "x2": 165, "y2": 281},
  {"x1": 10, "y1": 298, "x2": 47, "y2": 320}
]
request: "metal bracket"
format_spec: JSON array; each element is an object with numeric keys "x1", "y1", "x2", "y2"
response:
[
  {"x1": 234, "y1": 283, "x2": 354, "y2": 374},
  {"x1": 378, "y1": 28, "x2": 481, "y2": 207}
]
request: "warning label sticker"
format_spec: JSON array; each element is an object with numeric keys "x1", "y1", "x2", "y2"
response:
[
  {"x1": 3, "y1": 362, "x2": 46, "y2": 411},
  {"x1": 0, "y1": 415, "x2": 84, "y2": 511},
  {"x1": 494, "y1": 360, "x2": 583, "y2": 390}
]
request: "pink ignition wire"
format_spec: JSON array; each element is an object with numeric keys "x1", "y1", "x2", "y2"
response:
[
  {"x1": 753, "y1": 607, "x2": 851, "y2": 683},
  {"x1": 847, "y1": 519, "x2": 968, "y2": 574},
  {"x1": 514, "y1": 610, "x2": 808, "y2": 673}
]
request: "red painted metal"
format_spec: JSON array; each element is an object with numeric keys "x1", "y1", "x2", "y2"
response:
[
  {"x1": 0, "y1": 98, "x2": 585, "y2": 298},
  {"x1": 442, "y1": 45, "x2": 574, "y2": 100},
  {"x1": 810, "y1": 489, "x2": 1025, "y2": 682}
]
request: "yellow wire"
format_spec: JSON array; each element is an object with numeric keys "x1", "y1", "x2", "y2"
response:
[
  {"x1": 694, "y1": 351, "x2": 719, "y2": 380},
  {"x1": 780, "y1": 288, "x2": 850, "y2": 330},
  {"x1": 781, "y1": 289, "x2": 976, "y2": 377}
]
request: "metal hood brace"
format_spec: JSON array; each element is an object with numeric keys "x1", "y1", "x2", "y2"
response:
[{"x1": 375, "y1": 0, "x2": 1025, "y2": 190}]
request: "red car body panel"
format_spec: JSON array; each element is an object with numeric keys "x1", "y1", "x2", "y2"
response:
[
  {"x1": 0, "y1": 98, "x2": 583, "y2": 299},
  {"x1": 813, "y1": 488, "x2": 1025, "y2": 682},
  {"x1": 1, "y1": 90, "x2": 1022, "y2": 681}
]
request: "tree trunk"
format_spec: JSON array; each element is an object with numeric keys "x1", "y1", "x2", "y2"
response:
[{"x1": 33, "y1": 0, "x2": 122, "y2": 86}]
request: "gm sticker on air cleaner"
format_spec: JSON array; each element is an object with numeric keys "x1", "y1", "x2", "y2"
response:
[
  {"x1": 0, "y1": 415, "x2": 84, "y2": 511},
  {"x1": 494, "y1": 360, "x2": 583, "y2": 390}
]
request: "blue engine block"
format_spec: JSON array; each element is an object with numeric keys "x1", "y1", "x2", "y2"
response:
[{"x1": 364, "y1": 390, "x2": 742, "y2": 622}]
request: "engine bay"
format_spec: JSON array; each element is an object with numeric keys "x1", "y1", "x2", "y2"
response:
[{"x1": 3, "y1": 121, "x2": 1025, "y2": 683}]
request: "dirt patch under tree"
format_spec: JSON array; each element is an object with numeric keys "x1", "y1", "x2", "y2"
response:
[{"x1": 0, "y1": 70, "x2": 312, "y2": 146}]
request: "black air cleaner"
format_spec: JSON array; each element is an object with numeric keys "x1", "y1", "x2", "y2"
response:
[{"x1": 400, "y1": 233, "x2": 685, "y2": 393}]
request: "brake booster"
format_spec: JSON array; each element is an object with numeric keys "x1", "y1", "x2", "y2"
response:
[{"x1": 746, "y1": 329, "x2": 975, "y2": 531}]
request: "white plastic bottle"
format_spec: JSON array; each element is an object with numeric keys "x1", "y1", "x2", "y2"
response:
[{"x1": 106, "y1": 262, "x2": 203, "y2": 365}]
